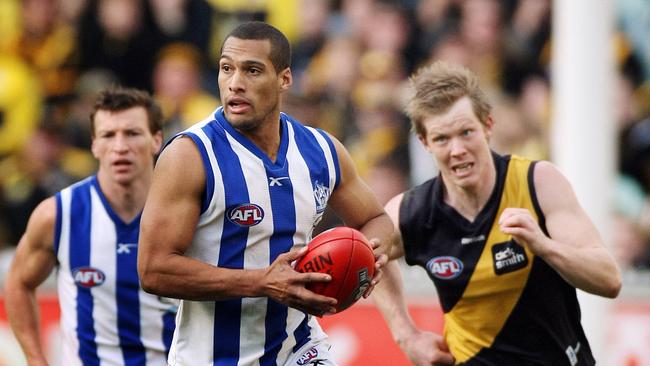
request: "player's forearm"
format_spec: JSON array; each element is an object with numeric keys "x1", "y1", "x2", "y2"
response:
[
  {"x1": 372, "y1": 261, "x2": 419, "y2": 344},
  {"x1": 4, "y1": 281, "x2": 48, "y2": 365},
  {"x1": 541, "y1": 238, "x2": 621, "y2": 298},
  {"x1": 358, "y1": 212, "x2": 395, "y2": 257},
  {"x1": 139, "y1": 253, "x2": 265, "y2": 301}
]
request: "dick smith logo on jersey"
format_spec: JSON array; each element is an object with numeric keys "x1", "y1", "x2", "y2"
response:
[
  {"x1": 492, "y1": 241, "x2": 528, "y2": 275},
  {"x1": 427, "y1": 256, "x2": 463, "y2": 279},
  {"x1": 72, "y1": 267, "x2": 106, "y2": 288},
  {"x1": 227, "y1": 203, "x2": 264, "y2": 226}
]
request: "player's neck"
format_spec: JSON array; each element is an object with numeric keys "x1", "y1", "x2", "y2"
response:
[
  {"x1": 96, "y1": 171, "x2": 151, "y2": 223},
  {"x1": 443, "y1": 166, "x2": 496, "y2": 222},
  {"x1": 237, "y1": 114, "x2": 282, "y2": 163}
]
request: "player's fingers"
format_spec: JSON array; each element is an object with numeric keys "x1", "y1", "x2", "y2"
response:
[
  {"x1": 364, "y1": 272, "x2": 383, "y2": 299},
  {"x1": 433, "y1": 352, "x2": 455, "y2": 366},
  {"x1": 375, "y1": 253, "x2": 388, "y2": 268},
  {"x1": 498, "y1": 208, "x2": 515, "y2": 225},
  {"x1": 282, "y1": 246, "x2": 308, "y2": 263},
  {"x1": 297, "y1": 291, "x2": 338, "y2": 315},
  {"x1": 499, "y1": 208, "x2": 530, "y2": 225},
  {"x1": 372, "y1": 266, "x2": 384, "y2": 285},
  {"x1": 299, "y1": 271, "x2": 332, "y2": 284}
]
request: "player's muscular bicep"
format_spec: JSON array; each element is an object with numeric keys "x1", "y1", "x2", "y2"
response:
[
  {"x1": 327, "y1": 136, "x2": 384, "y2": 228},
  {"x1": 10, "y1": 198, "x2": 57, "y2": 288},
  {"x1": 533, "y1": 161, "x2": 599, "y2": 247},
  {"x1": 142, "y1": 137, "x2": 205, "y2": 254}
]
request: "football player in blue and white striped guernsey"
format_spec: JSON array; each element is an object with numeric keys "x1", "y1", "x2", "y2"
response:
[
  {"x1": 138, "y1": 21, "x2": 393, "y2": 366},
  {"x1": 5, "y1": 87, "x2": 176, "y2": 366}
]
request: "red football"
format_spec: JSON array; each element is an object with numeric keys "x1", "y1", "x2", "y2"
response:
[{"x1": 294, "y1": 227, "x2": 375, "y2": 313}]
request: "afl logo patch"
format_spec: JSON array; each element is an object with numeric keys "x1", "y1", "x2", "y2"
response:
[
  {"x1": 72, "y1": 267, "x2": 106, "y2": 288},
  {"x1": 296, "y1": 347, "x2": 319, "y2": 365},
  {"x1": 227, "y1": 203, "x2": 264, "y2": 226},
  {"x1": 427, "y1": 256, "x2": 463, "y2": 279}
]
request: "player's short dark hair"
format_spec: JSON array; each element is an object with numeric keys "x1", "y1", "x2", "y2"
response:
[
  {"x1": 222, "y1": 21, "x2": 291, "y2": 73},
  {"x1": 90, "y1": 87, "x2": 163, "y2": 137}
]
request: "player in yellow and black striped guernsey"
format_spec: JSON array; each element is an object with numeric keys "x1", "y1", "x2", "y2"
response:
[{"x1": 372, "y1": 61, "x2": 622, "y2": 365}]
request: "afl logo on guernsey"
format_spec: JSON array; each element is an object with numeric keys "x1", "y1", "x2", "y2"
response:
[
  {"x1": 228, "y1": 203, "x2": 265, "y2": 226},
  {"x1": 72, "y1": 267, "x2": 106, "y2": 288},
  {"x1": 296, "y1": 347, "x2": 319, "y2": 365},
  {"x1": 427, "y1": 256, "x2": 463, "y2": 279}
]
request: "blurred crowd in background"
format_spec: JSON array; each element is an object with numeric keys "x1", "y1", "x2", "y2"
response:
[{"x1": 0, "y1": 0, "x2": 649, "y2": 271}]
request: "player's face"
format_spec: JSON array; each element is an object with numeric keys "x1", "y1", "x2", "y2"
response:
[
  {"x1": 419, "y1": 97, "x2": 493, "y2": 190},
  {"x1": 218, "y1": 37, "x2": 292, "y2": 131},
  {"x1": 91, "y1": 107, "x2": 162, "y2": 185}
]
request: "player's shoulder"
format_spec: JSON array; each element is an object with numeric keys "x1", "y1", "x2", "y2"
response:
[
  {"x1": 32, "y1": 196, "x2": 57, "y2": 224},
  {"x1": 531, "y1": 160, "x2": 565, "y2": 184},
  {"x1": 23, "y1": 196, "x2": 57, "y2": 247},
  {"x1": 159, "y1": 135, "x2": 203, "y2": 163}
]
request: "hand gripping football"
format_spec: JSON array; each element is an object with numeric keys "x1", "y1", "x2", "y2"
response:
[{"x1": 294, "y1": 227, "x2": 375, "y2": 313}]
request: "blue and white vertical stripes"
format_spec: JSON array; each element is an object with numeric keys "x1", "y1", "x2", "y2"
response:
[
  {"x1": 167, "y1": 108, "x2": 339, "y2": 366},
  {"x1": 55, "y1": 176, "x2": 176, "y2": 366}
]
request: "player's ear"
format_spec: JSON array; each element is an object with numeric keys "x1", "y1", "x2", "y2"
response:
[
  {"x1": 151, "y1": 131, "x2": 163, "y2": 155},
  {"x1": 279, "y1": 67, "x2": 292, "y2": 91},
  {"x1": 91, "y1": 138, "x2": 100, "y2": 159},
  {"x1": 484, "y1": 116, "x2": 494, "y2": 139},
  {"x1": 417, "y1": 133, "x2": 434, "y2": 153}
]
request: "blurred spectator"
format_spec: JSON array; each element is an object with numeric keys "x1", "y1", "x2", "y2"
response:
[
  {"x1": 0, "y1": 128, "x2": 87, "y2": 248},
  {"x1": 617, "y1": 0, "x2": 650, "y2": 81},
  {"x1": 363, "y1": 151, "x2": 409, "y2": 206},
  {"x1": 148, "y1": 0, "x2": 214, "y2": 53},
  {"x1": 489, "y1": 95, "x2": 536, "y2": 158},
  {"x1": 502, "y1": 0, "x2": 551, "y2": 95},
  {"x1": 6, "y1": 0, "x2": 79, "y2": 97},
  {"x1": 152, "y1": 43, "x2": 220, "y2": 139},
  {"x1": 78, "y1": 0, "x2": 164, "y2": 91},
  {"x1": 458, "y1": 0, "x2": 505, "y2": 90},
  {"x1": 291, "y1": 0, "x2": 332, "y2": 88},
  {"x1": 302, "y1": 35, "x2": 362, "y2": 139},
  {"x1": 62, "y1": 69, "x2": 121, "y2": 150},
  {"x1": 0, "y1": 55, "x2": 43, "y2": 157}
]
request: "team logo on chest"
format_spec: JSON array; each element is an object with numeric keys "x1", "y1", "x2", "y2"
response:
[
  {"x1": 227, "y1": 203, "x2": 265, "y2": 226},
  {"x1": 72, "y1": 267, "x2": 106, "y2": 288},
  {"x1": 427, "y1": 256, "x2": 464, "y2": 280},
  {"x1": 492, "y1": 241, "x2": 529, "y2": 275},
  {"x1": 313, "y1": 181, "x2": 330, "y2": 214}
]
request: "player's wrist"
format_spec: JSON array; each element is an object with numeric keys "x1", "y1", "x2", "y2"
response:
[
  {"x1": 393, "y1": 324, "x2": 419, "y2": 347},
  {"x1": 238, "y1": 268, "x2": 264, "y2": 297}
]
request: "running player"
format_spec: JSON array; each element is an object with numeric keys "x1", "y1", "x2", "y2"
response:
[
  {"x1": 5, "y1": 87, "x2": 176, "y2": 365},
  {"x1": 137, "y1": 21, "x2": 392, "y2": 366},
  {"x1": 373, "y1": 61, "x2": 622, "y2": 365}
]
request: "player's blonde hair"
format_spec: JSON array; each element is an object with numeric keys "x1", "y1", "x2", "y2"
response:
[{"x1": 405, "y1": 61, "x2": 492, "y2": 138}]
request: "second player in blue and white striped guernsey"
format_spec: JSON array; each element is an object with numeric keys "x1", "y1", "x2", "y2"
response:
[
  {"x1": 56, "y1": 176, "x2": 176, "y2": 365},
  {"x1": 5, "y1": 88, "x2": 175, "y2": 366},
  {"x1": 138, "y1": 22, "x2": 394, "y2": 366}
]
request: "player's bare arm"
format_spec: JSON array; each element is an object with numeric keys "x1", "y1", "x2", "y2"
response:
[
  {"x1": 372, "y1": 193, "x2": 455, "y2": 366},
  {"x1": 4, "y1": 198, "x2": 58, "y2": 366},
  {"x1": 498, "y1": 161, "x2": 622, "y2": 298},
  {"x1": 326, "y1": 135, "x2": 392, "y2": 291},
  {"x1": 383, "y1": 193, "x2": 406, "y2": 260},
  {"x1": 138, "y1": 136, "x2": 336, "y2": 314}
]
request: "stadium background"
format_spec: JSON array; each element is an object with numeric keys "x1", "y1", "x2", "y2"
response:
[{"x1": 0, "y1": 0, "x2": 649, "y2": 364}]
